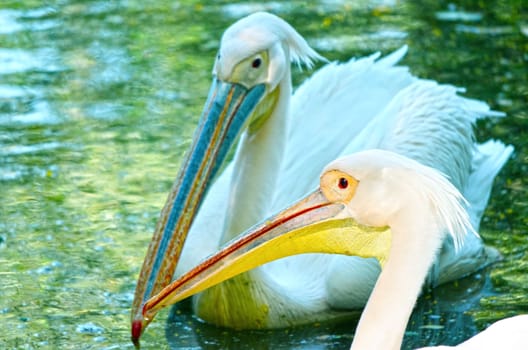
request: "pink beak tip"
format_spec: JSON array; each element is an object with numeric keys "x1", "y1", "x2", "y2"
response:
[{"x1": 131, "y1": 319, "x2": 143, "y2": 348}]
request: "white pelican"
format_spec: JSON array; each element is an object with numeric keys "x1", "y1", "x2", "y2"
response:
[
  {"x1": 131, "y1": 12, "x2": 513, "y2": 342},
  {"x1": 141, "y1": 149, "x2": 527, "y2": 349}
]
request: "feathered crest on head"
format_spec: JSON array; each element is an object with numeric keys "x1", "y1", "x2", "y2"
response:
[
  {"x1": 221, "y1": 12, "x2": 326, "y2": 70},
  {"x1": 387, "y1": 150, "x2": 476, "y2": 251}
]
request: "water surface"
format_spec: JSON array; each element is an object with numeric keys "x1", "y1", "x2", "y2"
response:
[{"x1": 0, "y1": 1, "x2": 526, "y2": 349}]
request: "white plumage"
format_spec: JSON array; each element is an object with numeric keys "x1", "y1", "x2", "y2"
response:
[
  {"x1": 170, "y1": 12, "x2": 513, "y2": 328},
  {"x1": 144, "y1": 148, "x2": 525, "y2": 349}
]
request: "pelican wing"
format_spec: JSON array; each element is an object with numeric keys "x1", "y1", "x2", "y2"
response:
[
  {"x1": 325, "y1": 80, "x2": 512, "y2": 301},
  {"x1": 271, "y1": 68, "x2": 512, "y2": 308},
  {"x1": 435, "y1": 140, "x2": 513, "y2": 285}
]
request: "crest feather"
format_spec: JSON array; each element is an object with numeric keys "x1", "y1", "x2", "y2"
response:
[{"x1": 224, "y1": 12, "x2": 326, "y2": 69}]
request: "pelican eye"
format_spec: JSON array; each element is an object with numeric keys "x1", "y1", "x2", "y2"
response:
[
  {"x1": 321, "y1": 170, "x2": 357, "y2": 202},
  {"x1": 230, "y1": 51, "x2": 268, "y2": 87}
]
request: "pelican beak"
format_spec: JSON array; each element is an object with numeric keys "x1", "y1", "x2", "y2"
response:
[
  {"x1": 131, "y1": 79, "x2": 265, "y2": 344},
  {"x1": 139, "y1": 189, "x2": 391, "y2": 325}
]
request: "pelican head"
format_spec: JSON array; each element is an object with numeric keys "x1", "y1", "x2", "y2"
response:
[
  {"x1": 211, "y1": 12, "x2": 324, "y2": 132},
  {"x1": 215, "y1": 12, "x2": 322, "y2": 88},
  {"x1": 131, "y1": 12, "x2": 324, "y2": 343},
  {"x1": 139, "y1": 149, "x2": 472, "y2": 326}
]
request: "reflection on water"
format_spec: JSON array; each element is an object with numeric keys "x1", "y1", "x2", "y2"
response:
[
  {"x1": 0, "y1": 0, "x2": 526, "y2": 349},
  {"x1": 0, "y1": 7, "x2": 58, "y2": 35},
  {"x1": 159, "y1": 270, "x2": 491, "y2": 349},
  {"x1": 0, "y1": 48, "x2": 62, "y2": 74}
]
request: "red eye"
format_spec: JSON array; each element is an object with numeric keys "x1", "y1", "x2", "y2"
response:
[
  {"x1": 252, "y1": 58, "x2": 262, "y2": 68},
  {"x1": 338, "y1": 177, "x2": 348, "y2": 189}
]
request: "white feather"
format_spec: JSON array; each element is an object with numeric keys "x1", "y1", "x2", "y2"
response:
[{"x1": 174, "y1": 12, "x2": 512, "y2": 329}]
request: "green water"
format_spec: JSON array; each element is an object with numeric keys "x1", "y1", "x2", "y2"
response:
[{"x1": 0, "y1": 1, "x2": 526, "y2": 349}]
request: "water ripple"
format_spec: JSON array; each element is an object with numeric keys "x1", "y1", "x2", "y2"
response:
[
  {"x1": 0, "y1": 7, "x2": 58, "y2": 34},
  {"x1": 0, "y1": 141, "x2": 66, "y2": 156},
  {"x1": 0, "y1": 10, "x2": 23, "y2": 34},
  {"x1": 0, "y1": 100, "x2": 60, "y2": 125},
  {"x1": 0, "y1": 48, "x2": 63, "y2": 75},
  {"x1": 0, "y1": 85, "x2": 40, "y2": 99}
]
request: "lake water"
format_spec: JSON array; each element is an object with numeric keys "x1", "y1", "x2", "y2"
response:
[{"x1": 0, "y1": 1, "x2": 526, "y2": 349}]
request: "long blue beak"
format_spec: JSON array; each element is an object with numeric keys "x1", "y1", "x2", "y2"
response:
[{"x1": 131, "y1": 79, "x2": 265, "y2": 344}]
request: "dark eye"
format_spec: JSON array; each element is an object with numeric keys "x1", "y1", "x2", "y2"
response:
[
  {"x1": 338, "y1": 177, "x2": 348, "y2": 189},
  {"x1": 252, "y1": 57, "x2": 262, "y2": 68}
]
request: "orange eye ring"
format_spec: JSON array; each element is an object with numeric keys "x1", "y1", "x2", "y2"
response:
[{"x1": 320, "y1": 170, "x2": 358, "y2": 203}]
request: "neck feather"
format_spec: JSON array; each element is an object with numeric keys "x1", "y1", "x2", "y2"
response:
[
  {"x1": 351, "y1": 209, "x2": 444, "y2": 350},
  {"x1": 221, "y1": 68, "x2": 292, "y2": 242}
]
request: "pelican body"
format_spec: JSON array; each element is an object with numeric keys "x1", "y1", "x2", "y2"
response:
[
  {"x1": 141, "y1": 149, "x2": 525, "y2": 349},
  {"x1": 131, "y1": 12, "x2": 513, "y2": 344}
]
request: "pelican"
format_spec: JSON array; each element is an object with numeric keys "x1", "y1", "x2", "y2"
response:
[
  {"x1": 131, "y1": 12, "x2": 513, "y2": 342},
  {"x1": 141, "y1": 149, "x2": 527, "y2": 349}
]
